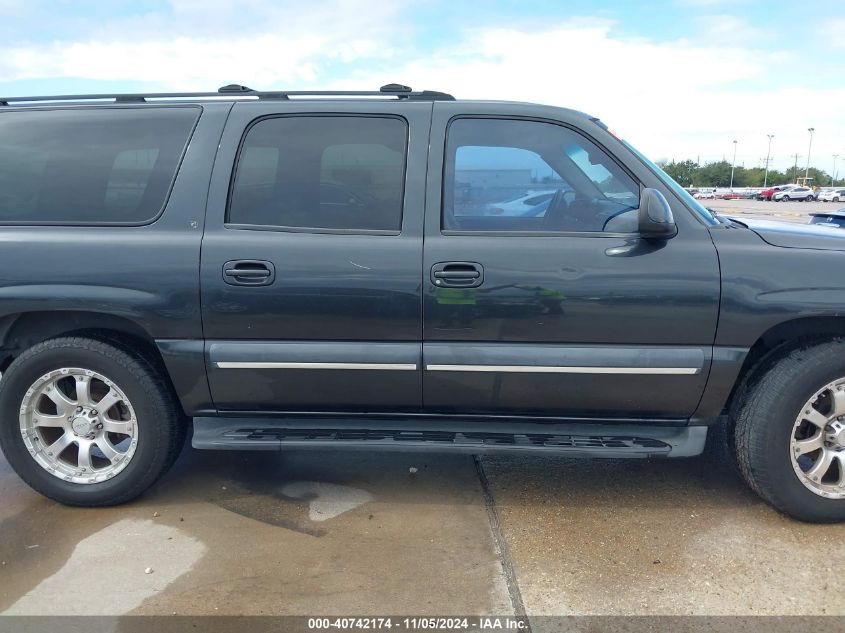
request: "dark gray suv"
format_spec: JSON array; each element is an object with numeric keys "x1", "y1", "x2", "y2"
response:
[{"x1": 1, "y1": 84, "x2": 845, "y2": 522}]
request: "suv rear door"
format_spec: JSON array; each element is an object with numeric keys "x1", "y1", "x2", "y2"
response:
[
  {"x1": 201, "y1": 101, "x2": 429, "y2": 412},
  {"x1": 421, "y1": 102, "x2": 721, "y2": 419}
]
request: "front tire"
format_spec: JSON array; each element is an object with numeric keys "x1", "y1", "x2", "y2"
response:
[
  {"x1": 734, "y1": 340, "x2": 845, "y2": 522},
  {"x1": 0, "y1": 337, "x2": 185, "y2": 506}
]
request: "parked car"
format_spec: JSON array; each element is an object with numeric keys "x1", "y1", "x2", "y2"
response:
[
  {"x1": 758, "y1": 185, "x2": 794, "y2": 200},
  {"x1": 818, "y1": 189, "x2": 845, "y2": 203},
  {"x1": 721, "y1": 191, "x2": 742, "y2": 200},
  {"x1": 809, "y1": 209, "x2": 845, "y2": 228},
  {"x1": 741, "y1": 190, "x2": 759, "y2": 199},
  {"x1": 773, "y1": 186, "x2": 814, "y2": 201},
  {"x1": 3, "y1": 84, "x2": 845, "y2": 522},
  {"x1": 694, "y1": 189, "x2": 716, "y2": 199},
  {"x1": 484, "y1": 190, "x2": 557, "y2": 217}
]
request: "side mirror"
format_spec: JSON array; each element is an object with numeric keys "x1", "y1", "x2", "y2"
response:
[{"x1": 638, "y1": 188, "x2": 677, "y2": 240}]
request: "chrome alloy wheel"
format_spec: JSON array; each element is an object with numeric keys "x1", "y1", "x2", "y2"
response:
[
  {"x1": 18, "y1": 368, "x2": 138, "y2": 484},
  {"x1": 791, "y1": 379, "x2": 845, "y2": 498}
]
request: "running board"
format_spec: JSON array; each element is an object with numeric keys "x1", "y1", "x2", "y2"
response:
[{"x1": 191, "y1": 417, "x2": 707, "y2": 458}]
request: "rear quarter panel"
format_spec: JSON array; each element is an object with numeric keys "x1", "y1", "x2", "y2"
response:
[{"x1": 0, "y1": 103, "x2": 232, "y2": 413}]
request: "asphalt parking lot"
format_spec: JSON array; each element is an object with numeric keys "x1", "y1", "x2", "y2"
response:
[
  {"x1": 2, "y1": 200, "x2": 845, "y2": 620},
  {"x1": 2, "y1": 432, "x2": 844, "y2": 617},
  {"x1": 706, "y1": 197, "x2": 844, "y2": 224}
]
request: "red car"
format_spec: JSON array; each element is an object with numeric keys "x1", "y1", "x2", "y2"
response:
[
  {"x1": 757, "y1": 185, "x2": 791, "y2": 201},
  {"x1": 721, "y1": 192, "x2": 742, "y2": 199}
]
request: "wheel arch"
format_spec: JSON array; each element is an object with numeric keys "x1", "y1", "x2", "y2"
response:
[
  {"x1": 0, "y1": 311, "x2": 155, "y2": 368},
  {"x1": 726, "y1": 316, "x2": 845, "y2": 417},
  {"x1": 0, "y1": 310, "x2": 200, "y2": 416}
]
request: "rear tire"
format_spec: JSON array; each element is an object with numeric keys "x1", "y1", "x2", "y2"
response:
[
  {"x1": 0, "y1": 337, "x2": 185, "y2": 506},
  {"x1": 733, "y1": 340, "x2": 845, "y2": 522}
]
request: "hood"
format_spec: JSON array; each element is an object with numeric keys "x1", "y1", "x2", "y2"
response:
[{"x1": 729, "y1": 217, "x2": 845, "y2": 251}]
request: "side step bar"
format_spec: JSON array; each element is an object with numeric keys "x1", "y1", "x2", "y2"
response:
[{"x1": 192, "y1": 417, "x2": 707, "y2": 458}]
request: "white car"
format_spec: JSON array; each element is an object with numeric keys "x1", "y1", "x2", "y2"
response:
[
  {"x1": 818, "y1": 188, "x2": 845, "y2": 203},
  {"x1": 694, "y1": 190, "x2": 716, "y2": 199},
  {"x1": 773, "y1": 186, "x2": 814, "y2": 201},
  {"x1": 484, "y1": 190, "x2": 558, "y2": 216}
]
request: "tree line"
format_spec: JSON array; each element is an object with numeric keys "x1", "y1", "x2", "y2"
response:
[{"x1": 657, "y1": 159, "x2": 843, "y2": 189}]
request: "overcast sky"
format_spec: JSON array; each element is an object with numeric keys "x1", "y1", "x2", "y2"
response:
[{"x1": 1, "y1": 0, "x2": 842, "y2": 172}]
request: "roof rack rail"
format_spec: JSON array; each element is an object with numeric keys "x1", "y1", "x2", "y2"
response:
[{"x1": 0, "y1": 83, "x2": 455, "y2": 106}]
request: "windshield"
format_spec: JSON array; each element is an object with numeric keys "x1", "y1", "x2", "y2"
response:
[{"x1": 620, "y1": 139, "x2": 719, "y2": 226}]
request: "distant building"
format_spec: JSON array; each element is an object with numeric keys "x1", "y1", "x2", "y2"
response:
[{"x1": 455, "y1": 169, "x2": 533, "y2": 189}]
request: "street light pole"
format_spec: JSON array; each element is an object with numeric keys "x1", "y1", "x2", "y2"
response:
[
  {"x1": 729, "y1": 140, "x2": 738, "y2": 190},
  {"x1": 764, "y1": 134, "x2": 774, "y2": 188},
  {"x1": 804, "y1": 127, "x2": 814, "y2": 185},
  {"x1": 834, "y1": 154, "x2": 840, "y2": 186}
]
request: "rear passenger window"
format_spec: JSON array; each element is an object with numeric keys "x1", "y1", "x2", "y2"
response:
[
  {"x1": 0, "y1": 108, "x2": 198, "y2": 224},
  {"x1": 444, "y1": 118, "x2": 640, "y2": 233},
  {"x1": 228, "y1": 116, "x2": 407, "y2": 232}
]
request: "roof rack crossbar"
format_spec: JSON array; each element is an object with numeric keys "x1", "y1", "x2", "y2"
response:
[{"x1": 0, "y1": 84, "x2": 455, "y2": 105}]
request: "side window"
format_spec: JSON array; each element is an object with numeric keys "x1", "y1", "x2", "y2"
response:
[
  {"x1": 444, "y1": 118, "x2": 640, "y2": 233},
  {"x1": 104, "y1": 148, "x2": 160, "y2": 214},
  {"x1": 0, "y1": 107, "x2": 198, "y2": 224},
  {"x1": 228, "y1": 116, "x2": 407, "y2": 232}
]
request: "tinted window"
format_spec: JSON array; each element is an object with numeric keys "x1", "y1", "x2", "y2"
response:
[
  {"x1": 444, "y1": 118, "x2": 640, "y2": 232},
  {"x1": 229, "y1": 116, "x2": 407, "y2": 231},
  {"x1": 0, "y1": 108, "x2": 198, "y2": 224}
]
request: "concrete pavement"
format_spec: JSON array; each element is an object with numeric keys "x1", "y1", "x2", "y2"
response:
[{"x1": 1, "y1": 433, "x2": 843, "y2": 617}]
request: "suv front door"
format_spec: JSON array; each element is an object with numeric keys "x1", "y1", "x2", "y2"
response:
[
  {"x1": 201, "y1": 101, "x2": 429, "y2": 412},
  {"x1": 422, "y1": 103, "x2": 721, "y2": 419}
]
